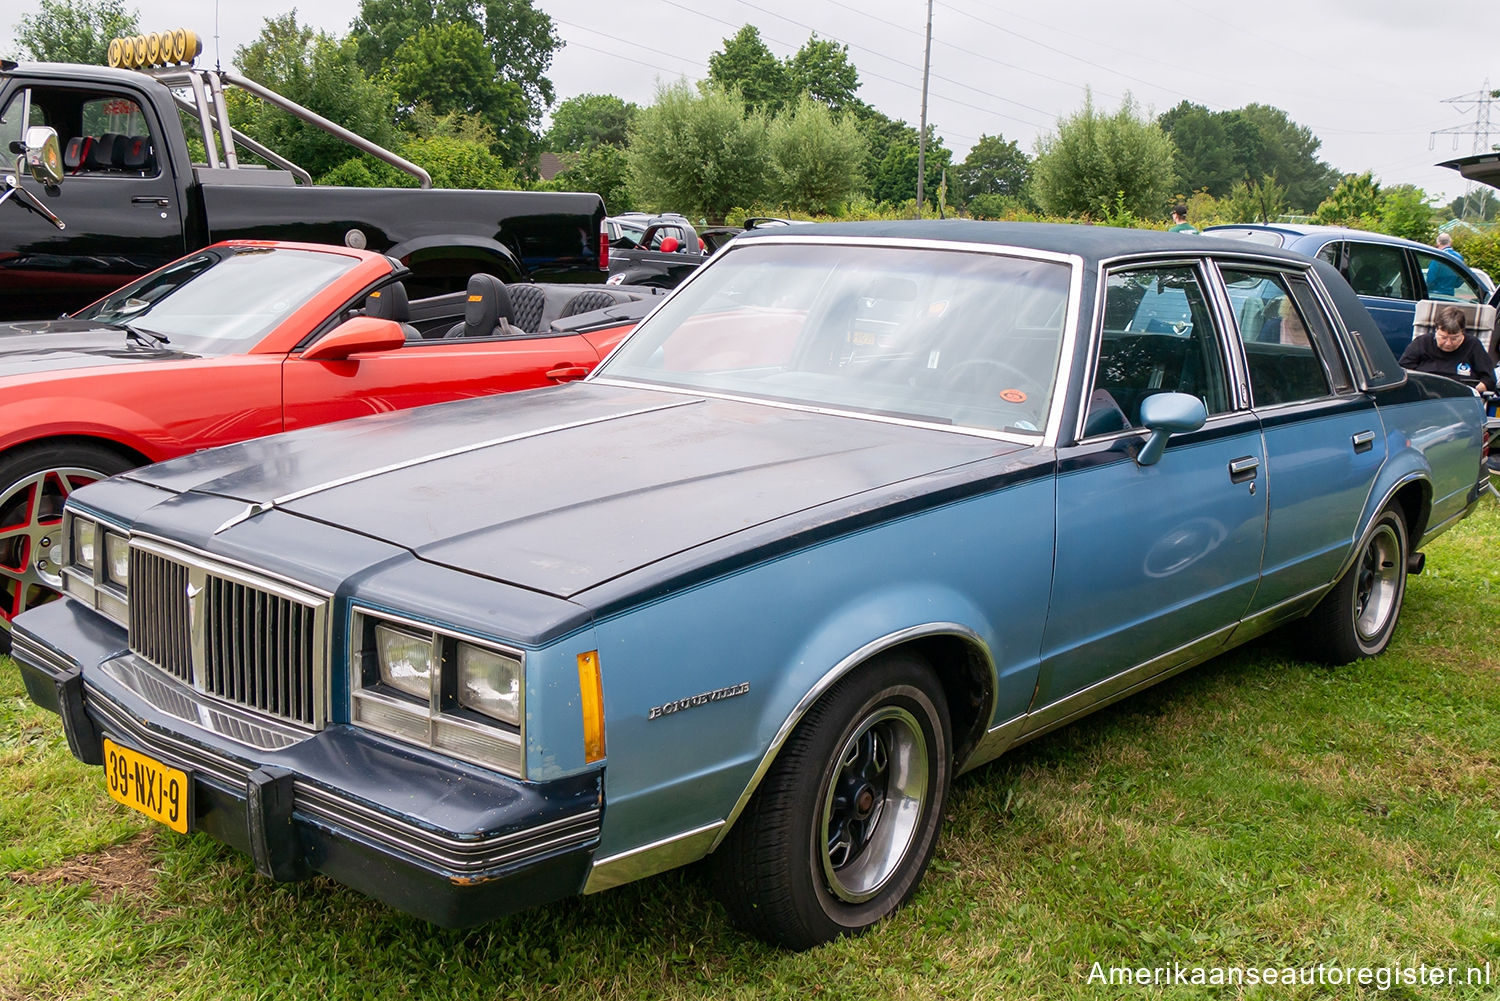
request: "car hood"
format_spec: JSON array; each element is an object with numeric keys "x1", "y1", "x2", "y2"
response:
[
  {"x1": 125, "y1": 383, "x2": 1027, "y2": 598},
  {"x1": 0, "y1": 318, "x2": 193, "y2": 377}
]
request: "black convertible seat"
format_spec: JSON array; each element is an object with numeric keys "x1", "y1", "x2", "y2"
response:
[
  {"x1": 505, "y1": 283, "x2": 548, "y2": 332},
  {"x1": 122, "y1": 135, "x2": 155, "y2": 172},
  {"x1": 362, "y1": 281, "x2": 421, "y2": 340},
  {"x1": 445, "y1": 274, "x2": 514, "y2": 338},
  {"x1": 558, "y1": 290, "x2": 623, "y2": 319}
]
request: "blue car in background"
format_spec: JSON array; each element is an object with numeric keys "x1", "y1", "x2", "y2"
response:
[
  {"x1": 1204, "y1": 224, "x2": 1492, "y2": 357},
  {"x1": 13, "y1": 222, "x2": 1487, "y2": 949}
]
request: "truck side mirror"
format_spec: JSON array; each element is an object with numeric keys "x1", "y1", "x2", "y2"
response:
[{"x1": 22, "y1": 126, "x2": 64, "y2": 187}]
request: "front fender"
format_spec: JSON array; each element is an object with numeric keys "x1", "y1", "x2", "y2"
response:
[{"x1": 0, "y1": 395, "x2": 175, "y2": 462}]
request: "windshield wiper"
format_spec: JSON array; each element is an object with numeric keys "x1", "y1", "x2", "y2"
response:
[{"x1": 93, "y1": 319, "x2": 171, "y2": 346}]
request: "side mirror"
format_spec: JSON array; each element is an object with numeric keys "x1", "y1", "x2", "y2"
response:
[
  {"x1": 300, "y1": 315, "x2": 405, "y2": 362},
  {"x1": 1136, "y1": 392, "x2": 1207, "y2": 466},
  {"x1": 22, "y1": 126, "x2": 63, "y2": 186}
]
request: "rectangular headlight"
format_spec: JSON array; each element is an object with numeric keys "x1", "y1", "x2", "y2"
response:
[
  {"x1": 72, "y1": 517, "x2": 97, "y2": 571},
  {"x1": 103, "y1": 531, "x2": 130, "y2": 586},
  {"x1": 456, "y1": 643, "x2": 522, "y2": 726},
  {"x1": 373, "y1": 623, "x2": 433, "y2": 701}
]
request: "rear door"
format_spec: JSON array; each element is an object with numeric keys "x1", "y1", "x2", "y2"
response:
[{"x1": 1219, "y1": 263, "x2": 1384, "y2": 612}]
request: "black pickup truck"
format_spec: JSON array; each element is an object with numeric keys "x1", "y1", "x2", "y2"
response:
[{"x1": 0, "y1": 54, "x2": 606, "y2": 319}]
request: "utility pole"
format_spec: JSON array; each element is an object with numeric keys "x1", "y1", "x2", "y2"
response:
[
  {"x1": 916, "y1": 0, "x2": 933, "y2": 218},
  {"x1": 1430, "y1": 82, "x2": 1498, "y2": 221}
]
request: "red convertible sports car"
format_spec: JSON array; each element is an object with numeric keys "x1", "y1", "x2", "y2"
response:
[{"x1": 0, "y1": 240, "x2": 655, "y2": 644}]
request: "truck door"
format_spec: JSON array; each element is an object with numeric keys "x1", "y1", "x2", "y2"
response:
[{"x1": 0, "y1": 81, "x2": 185, "y2": 319}]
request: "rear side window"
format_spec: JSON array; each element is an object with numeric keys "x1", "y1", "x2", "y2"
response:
[
  {"x1": 1345, "y1": 243, "x2": 1413, "y2": 300},
  {"x1": 1415, "y1": 250, "x2": 1481, "y2": 302},
  {"x1": 1221, "y1": 267, "x2": 1349, "y2": 406}
]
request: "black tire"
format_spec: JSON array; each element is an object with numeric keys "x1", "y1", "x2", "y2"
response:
[
  {"x1": 710, "y1": 652, "x2": 952, "y2": 949},
  {"x1": 0, "y1": 442, "x2": 136, "y2": 650},
  {"x1": 1298, "y1": 507, "x2": 1409, "y2": 664}
]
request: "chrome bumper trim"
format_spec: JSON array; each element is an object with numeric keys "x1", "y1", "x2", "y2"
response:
[{"x1": 83, "y1": 683, "x2": 599, "y2": 873}]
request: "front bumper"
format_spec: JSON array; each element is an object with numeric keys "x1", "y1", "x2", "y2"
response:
[{"x1": 12, "y1": 599, "x2": 602, "y2": 928}]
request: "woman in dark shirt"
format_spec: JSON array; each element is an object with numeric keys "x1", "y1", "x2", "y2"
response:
[{"x1": 1399, "y1": 305, "x2": 1494, "y2": 391}]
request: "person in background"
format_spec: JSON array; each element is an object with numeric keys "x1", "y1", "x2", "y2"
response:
[
  {"x1": 1425, "y1": 232, "x2": 1466, "y2": 298},
  {"x1": 1168, "y1": 203, "x2": 1197, "y2": 234},
  {"x1": 1399, "y1": 304, "x2": 1493, "y2": 391}
]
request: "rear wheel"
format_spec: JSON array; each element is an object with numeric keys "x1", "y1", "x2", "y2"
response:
[
  {"x1": 0, "y1": 443, "x2": 135, "y2": 650},
  {"x1": 1299, "y1": 507, "x2": 1408, "y2": 664},
  {"x1": 710, "y1": 652, "x2": 952, "y2": 949}
]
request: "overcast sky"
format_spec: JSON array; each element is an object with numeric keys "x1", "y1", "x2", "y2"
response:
[{"x1": 3, "y1": 0, "x2": 1492, "y2": 206}]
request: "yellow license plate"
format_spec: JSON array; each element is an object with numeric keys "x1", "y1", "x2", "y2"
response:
[{"x1": 103, "y1": 738, "x2": 191, "y2": 834}]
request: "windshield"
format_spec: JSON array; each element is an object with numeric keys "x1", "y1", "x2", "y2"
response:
[
  {"x1": 73, "y1": 246, "x2": 359, "y2": 353},
  {"x1": 597, "y1": 241, "x2": 1073, "y2": 435}
]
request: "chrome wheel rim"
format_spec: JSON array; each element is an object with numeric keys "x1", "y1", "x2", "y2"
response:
[
  {"x1": 0, "y1": 465, "x2": 106, "y2": 630},
  {"x1": 1354, "y1": 522, "x2": 1401, "y2": 643},
  {"x1": 820, "y1": 705, "x2": 929, "y2": 904}
]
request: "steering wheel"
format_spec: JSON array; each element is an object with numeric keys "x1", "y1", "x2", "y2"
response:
[{"x1": 939, "y1": 358, "x2": 1036, "y2": 397}]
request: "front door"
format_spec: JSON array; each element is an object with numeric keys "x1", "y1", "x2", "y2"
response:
[
  {"x1": 0, "y1": 81, "x2": 185, "y2": 318},
  {"x1": 1033, "y1": 262, "x2": 1267, "y2": 719}
]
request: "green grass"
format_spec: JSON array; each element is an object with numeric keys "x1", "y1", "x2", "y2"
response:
[{"x1": 3, "y1": 503, "x2": 1499, "y2": 1000}]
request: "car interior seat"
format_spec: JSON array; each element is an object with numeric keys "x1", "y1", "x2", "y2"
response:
[
  {"x1": 122, "y1": 135, "x2": 154, "y2": 173},
  {"x1": 557, "y1": 290, "x2": 624, "y2": 319},
  {"x1": 84, "y1": 133, "x2": 124, "y2": 171},
  {"x1": 63, "y1": 136, "x2": 94, "y2": 173},
  {"x1": 504, "y1": 283, "x2": 548, "y2": 333},
  {"x1": 361, "y1": 281, "x2": 421, "y2": 341},
  {"x1": 445, "y1": 274, "x2": 515, "y2": 338}
]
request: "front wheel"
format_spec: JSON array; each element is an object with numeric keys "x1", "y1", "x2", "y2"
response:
[
  {"x1": 1299, "y1": 507, "x2": 1409, "y2": 664},
  {"x1": 710, "y1": 652, "x2": 952, "y2": 949},
  {"x1": 0, "y1": 443, "x2": 136, "y2": 650}
]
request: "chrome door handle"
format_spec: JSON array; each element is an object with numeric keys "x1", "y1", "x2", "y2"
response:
[
  {"x1": 1352, "y1": 430, "x2": 1375, "y2": 453},
  {"x1": 131, "y1": 196, "x2": 170, "y2": 206},
  {"x1": 1228, "y1": 456, "x2": 1259, "y2": 483}
]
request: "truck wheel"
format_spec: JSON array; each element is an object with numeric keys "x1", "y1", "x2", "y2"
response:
[
  {"x1": 0, "y1": 444, "x2": 135, "y2": 649},
  {"x1": 710, "y1": 652, "x2": 952, "y2": 949},
  {"x1": 1298, "y1": 507, "x2": 1408, "y2": 664}
]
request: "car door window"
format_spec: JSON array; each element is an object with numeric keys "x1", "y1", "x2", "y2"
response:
[
  {"x1": 1415, "y1": 250, "x2": 1480, "y2": 302},
  {"x1": 1084, "y1": 265, "x2": 1231, "y2": 435},
  {"x1": 7, "y1": 86, "x2": 158, "y2": 178},
  {"x1": 1345, "y1": 243, "x2": 1412, "y2": 300},
  {"x1": 1221, "y1": 267, "x2": 1346, "y2": 406}
]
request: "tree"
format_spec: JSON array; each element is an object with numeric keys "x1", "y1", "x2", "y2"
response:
[
  {"x1": 871, "y1": 130, "x2": 951, "y2": 209},
  {"x1": 11, "y1": 0, "x2": 138, "y2": 64},
  {"x1": 546, "y1": 94, "x2": 638, "y2": 152},
  {"x1": 707, "y1": 25, "x2": 790, "y2": 114},
  {"x1": 1030, "y1": 92, "x2": 1176, "y2": 221},
  {"x1": 1316, "y1": 171, "x2": 1382, "y2": 229},
  {"x1": 549, "y1": 143, "x2": 634, "y2": 212},
  {"x1": 347, "y1": 0, "x2": 560, "y2": 167},
  {"x1": 1237, "y1": 104, "x2": 1338, "y2": 212},
  {"x1": 1157, "y1": 101, "x2": 1265, "y2": 198},
  {"x1": 767, "y1": 95, "x2": 866, "y2": 215},
  {"x1": 1377, "y1": 185, "x2": 1436, "y2": 243},
  {"x1": 1448, "y1": 188, "x2": 1500, "y2": 223},
  {"x1": 230, "y1": 14, "x2": 399, "y2": 180},
  {"x1": 385, "y1": 20, "x2": 532, "y2": 164},
  {"x1": 627, "y1": 81, "x2": 769, "y2": 222},
  {"x1": 1218, "y1": 175, "x2": 1288, "y2": 224},
  {"x1": 955, "y1": 133, "x2": 1030, "y2": 206},
  {"x1": 786, "y1": 37, "x2": 860, "y2": 114}
]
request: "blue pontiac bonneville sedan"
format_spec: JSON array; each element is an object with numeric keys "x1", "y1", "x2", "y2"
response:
[{"x1": 12, "y1": 222, "x2": 1488, "y2": 949}]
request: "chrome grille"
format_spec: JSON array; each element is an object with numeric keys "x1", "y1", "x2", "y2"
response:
[
  {"x1": 203, "y1": 575, "x2": 318, "y2": 723},
  {"x1": 129, "y1": 548, "x2": 192, "y2": 682},
  {"x1": 127, "y1": 539, "x2": 330, "y2": 729}
]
